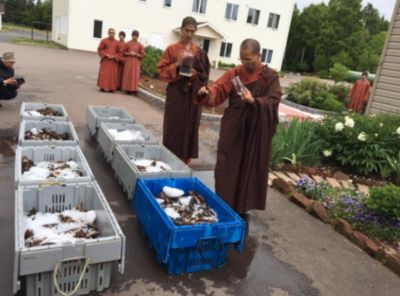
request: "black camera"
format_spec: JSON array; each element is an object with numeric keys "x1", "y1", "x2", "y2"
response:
[{"x1": 15, "y1": 77, "x2": 25, "y2": 86}]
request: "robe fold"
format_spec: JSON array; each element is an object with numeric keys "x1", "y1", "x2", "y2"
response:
[
  {"x1": 196, "y1": 64, "x2": 282, "y2": 214},
  {"x1": 122, "y1": 41, "x2": 145, "y2": 92},
  {"x1": 348, "y1": 79, "x2": 371, "y2": 113},
  {"x1": 97, "y1": 38, "x2": 120, "y2": 91},
  {"x1": 157, "y1": 41, "x2": 210, "y2": 160},
  {"x1": 117, "y1": 40, "x2": 126, "y2": 90}
]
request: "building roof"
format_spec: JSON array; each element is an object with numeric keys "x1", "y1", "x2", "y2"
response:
[{"x1": 173, "y1": 22, "x2": 226, "y2": 40}]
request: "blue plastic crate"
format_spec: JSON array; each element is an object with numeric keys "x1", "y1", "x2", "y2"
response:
[{"x1": 133, "y1": 178, "x2": 245, "y2": 274}]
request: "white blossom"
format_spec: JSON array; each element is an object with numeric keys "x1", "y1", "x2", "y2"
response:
[
  {"x1": 358, "y1": 132, "x2": 367, "y2": 142},
  {"x1": 396, "y1": 127, "x2": 400, "y2": 135},
  {"x1": 335, "y1": 122, "x2": 344, "y2": 132},
  {"x1": 323, "y1": 150, "x2": 332, "y2": 157},
  {"x1": 379, "y1": 123, "x2": 384, "y2": 128},
  {"x1": 344, "y1": 117, "x2": 355, "y2": 128}
]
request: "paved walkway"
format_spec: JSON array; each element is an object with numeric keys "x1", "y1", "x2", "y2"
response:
[{"x1": 0, "y1": 42, "x2": 399, "y2": 296}]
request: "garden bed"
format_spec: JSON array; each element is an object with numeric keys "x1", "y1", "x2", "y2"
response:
[{"x1": 269, "y1": 171, "x2": 400, "y2": 276}]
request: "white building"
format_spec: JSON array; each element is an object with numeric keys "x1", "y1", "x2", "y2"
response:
[
  {"x1": 52, "y1": 0, "x2": 295, "y2": 70},
  {"x1": 0, "y1": 4, "x2": 4, "y2": 31}
]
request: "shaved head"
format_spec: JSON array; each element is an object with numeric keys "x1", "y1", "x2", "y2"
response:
[{"x1": 240, "y1": 39, "x2": 261, "y2": 55}]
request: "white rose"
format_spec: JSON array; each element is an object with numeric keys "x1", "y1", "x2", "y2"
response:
[
  {"x1": 396, "y1": 127, "x2": 400, "y2": 135},
  {"x1": 335, "y1": 122, "x2": 344, "y2": 132},
  {"x1": 374, "y1": 133, "x2": 378, "y2": 137},
  {"x1": 379, "y1": 123, "x2": 384, "y2": 128},
  {"x1": 344, "y1": 117, "x2": 355, "y2": 128},
  {"x1": 323, "y1": 150, "x2": 332, "y2": 157},
  {"x1": 358, "y1": 132, "x2": 367, "y2": 142}
]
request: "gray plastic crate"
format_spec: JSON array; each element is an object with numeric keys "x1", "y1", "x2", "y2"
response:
[
  {"x1": 14, "y1": 182, "x2": 126, "y2": 296},
  {"x1": 97, "y1": 122, "x2": 158, "y2": 162},
  {"x1": 19, "y1": 120, "x2": 79, "y2": 147},
  {"x1": 86, "y1": 105, "x2": 135, "y2": 136},
  {"x1": 111, "y1": 144, "x2": 192, "y2": 200},
  {"x1": 15, "y1": 146, "x2": 94, "y2": 187},
  {"x1": 20, "y1": 102, "x2": 69, "y2": 122}
]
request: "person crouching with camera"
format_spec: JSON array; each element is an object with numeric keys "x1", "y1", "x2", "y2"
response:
[{"x1": 0, "y1": 52, "x2": 24, "y2": 107}]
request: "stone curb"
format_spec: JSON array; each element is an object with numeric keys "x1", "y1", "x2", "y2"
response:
[
  {"x1": 282, "y1": 97, "x2": 335, "y2": 116},
  {"x1": 273, "y1": 177, "x2": 400, "y2": 276}
]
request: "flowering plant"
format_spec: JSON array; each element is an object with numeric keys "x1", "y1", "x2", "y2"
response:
[{"x1": 316, "y1": 113, "x2": 400, "y2": 177}]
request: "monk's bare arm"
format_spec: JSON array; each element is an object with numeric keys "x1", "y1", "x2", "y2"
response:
[
  {"x1": 157, "y1": 47, "x2": 179, "y2": 83},
  {"x1": 196, "y1": 69, "x2": 235, "y2": 107}
]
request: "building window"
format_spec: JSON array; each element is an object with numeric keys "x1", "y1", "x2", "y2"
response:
[
  {"x1": 193, "y1": 0, "x2": 207, "y2": 14},
  {"x1": 262, "y1": 49, "x2": 273, "y2": 64},
  {"x1": 220, "y1": 42, "x2": 233, "y2": 58},
  {"x1": 225, "y1": 3, "x2": 239, "y2": 21},
  {"x1": 164, "y1": 0, "x2": 172, "y2": 7},
  {"x1": 247, "y1": 8, "x2": 260, "y2": 25},
  {"x1": 93, "y1": 20, "x2": 103, "y2": 38},
  {"x1": 267, "y1": 13, "x2": 280, "y2": 29}
]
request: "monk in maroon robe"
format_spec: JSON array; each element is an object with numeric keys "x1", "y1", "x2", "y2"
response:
[
  {"x1": 157, "y1": 17, "x2": 210, "y2": 164},
  {"x1": 117, "y1": 31, "x2": 126, "y2": 90},
  {"x1": 122, "y1": 30, "x2": 145, "y2": 94},
  {"x1": 348, "y1": 71, "x2": 371, "y2": 113},
  {"x1": 97, "y1": 28, "x2": 120, "y2": 92},
  {"x1": 197, "y1": 39, "x2": 282, "y2": 215}
]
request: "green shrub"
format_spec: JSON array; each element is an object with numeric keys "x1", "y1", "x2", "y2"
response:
[
  {"x1": 316, "y1": 113, "x2": 400, "y2": 177},
  {"x1": 218, "y1": 61, "x2": 236, "y2": 69},
  {"x1": 320, "y1": 95, "x2": 345, "y2": 113},
  {"x1": 285, "y1": 78, "x2": 346, "y2": 112},
  {"x1": 141, "y1": 46, "x2": 163, "y2": 78},
  {"x1": 329, "y1": 63, "x2": 350, "y2": 83},
  {"x1": 368, "y1": 185, "x2": 400, "y2": 220},
  {"x1": 329, "y1": 83, "x2": 350, "y2": 103},
  {"x1": 271, "y1": 119, "x2": 323, "y2": 166},
  {"x1": 381, "y1": 152, "x2": 400, "y2": 185}
]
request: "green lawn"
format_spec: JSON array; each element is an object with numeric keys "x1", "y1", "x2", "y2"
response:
[
  {"x1": 2, "y1": 23, "x2": 50, "y2": 33},
  {"x1": 11, "y1": 38, "x2": 67, "y2": 49}
]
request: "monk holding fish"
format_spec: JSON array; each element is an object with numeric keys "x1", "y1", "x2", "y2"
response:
[
  {"x1": 157, "y1": 16, "x2": 210, "y2": 164},
  {"x1": 197, "y1": 39, "x2": 282, "y2": 217}
]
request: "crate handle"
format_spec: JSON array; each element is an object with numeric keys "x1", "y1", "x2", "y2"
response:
[
  {"x1": 196, "y1": 237, "x2": 226, "y2": 268},
  {"x1": 53, "y1": 257, "x2": 91, "y2": 296},
  {"x1": 39, "y1": 181, "x2": 64, "y2": 188},
  {"x1": 40, "y1": 117, "x2": 56, "y2": 123}
]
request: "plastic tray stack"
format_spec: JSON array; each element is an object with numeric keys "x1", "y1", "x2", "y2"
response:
[
  {"x1": 111, "y1": 144, "x2": 192, "y2": 199},
  {"x1": 133, "y1": 178, "x2": 245, "y2": 274},
  {"x1": 14, "y1": 102, "x2": 125, "y2": 296},
  {"x1": 97, "y1": 122, "x2": 158, "y2": 162},
  {"x1": 21, "y1": 102, "x2": 69, "y2": 122},
  {"x1": 86, "y1": 105, "x2": 135, "y2": 137},
  {"x1": 85, "y1": 105, "x2": 245, "y2": 275}
]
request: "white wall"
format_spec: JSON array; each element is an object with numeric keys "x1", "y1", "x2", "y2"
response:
[
  {"x1": 52, "y1": 0, "x2": 69, "y2": 46},
  {"x1": 54, "y1": 0, "x2": 294, "y2": 70}
]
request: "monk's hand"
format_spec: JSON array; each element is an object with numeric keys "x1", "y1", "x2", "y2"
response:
[
  {"x1": 198, "y1": 86, "x2": 209, "y2": 96},
  {"x1": 4, "y1": 78, "x2": 17, "y2": 86},
  {"x1": 241, "y1": 88, "x2": 255, "y2": 104}
]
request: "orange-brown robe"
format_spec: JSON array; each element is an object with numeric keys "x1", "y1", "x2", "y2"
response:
[
  {"x1": 117, "y1": 40, "x2": 126, "y2": 90},
  {"x1": 157, "y1": 41, "x2": 210, "y2": 160},
  {"x1": 348, "y1": 79, "x2": 371, "y2": 113},
  {"x1": 97, "y1": 38, "x2": 120, "y2": 91},
  {"x1": 122, "y1": 41, "x2": 145, "y2": 92},
  {"x1": 196, "y1": 64, "x2": 282, "y2": 214}
]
